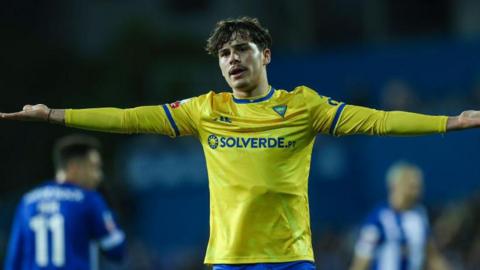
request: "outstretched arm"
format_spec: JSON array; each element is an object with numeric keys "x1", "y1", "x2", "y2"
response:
[
  {"x1": 0, "y1": 104, "x2": 177, "y2": 135},
  {"x1": 0, "y1": 105, "x2": 64, "y2": 124},
  {"x1": 333, "y1": 105, "x2": 480, "y2": 136},
  {"x1": 446, "y1": 110, "x2": 480, "y2": 131}
]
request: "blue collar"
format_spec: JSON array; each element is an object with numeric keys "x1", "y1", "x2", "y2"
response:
[{"x1": 232, "y1": 87, "x2": 275, "y2": 104}]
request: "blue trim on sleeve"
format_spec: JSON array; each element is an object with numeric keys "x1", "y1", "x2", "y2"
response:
[
  {"x1": 162, "y1": 104, "x2": 180, "y2": 137},
  {"x1": 329, "y1": 103, "x2": 346, "y2": 135},
  {"x1": 232, "y1": 87, "x2": 275, "y2": 104}
]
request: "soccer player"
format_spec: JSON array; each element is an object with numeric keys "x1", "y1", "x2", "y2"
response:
[
  {"x1": 4, "y1": 135, "x2": 125, "y2": 270},
  {"x1": 349, "y1": 162, "x2": 450, "y2": 270},
  {"x1": 1, "y1": 17, "x2": 480, "y2": 270}
]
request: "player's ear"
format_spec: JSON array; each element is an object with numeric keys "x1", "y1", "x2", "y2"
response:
[{"x1": 263, "y1": 48, "x2": 271, "y2": 65}]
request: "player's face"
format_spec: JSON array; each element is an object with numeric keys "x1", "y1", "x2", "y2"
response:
[
  {"x1": 218, "y1": 35, "x2": 270, "y2": 93},
  {"x1": 391, "y1": 170, "x2": 423, "y2": 209},
  {"x1": 78, "y1": 150, "x2": 103, "y2": 189}
]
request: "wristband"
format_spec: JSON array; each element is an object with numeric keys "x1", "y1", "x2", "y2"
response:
[{"x1": 47, "y1": 109, "x2": 53, "y2": 123}]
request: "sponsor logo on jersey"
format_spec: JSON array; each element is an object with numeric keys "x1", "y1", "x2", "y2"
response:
[
  {"x1": 169, "y1": 101, "x2": 181, "y2": 109},
  {"x1": 215, "y1": 116, "x2": 232, "y2": 123},
  {"x1": 207, "y1": 134, "x2": 296, "y2": 150},
  {"x1": 169, "y1": 98, "x2": 192, "y2": 109},
  {"x1": 272, "y1": 105, "x2": 287, "y2": 117},
  {"x1": 208, "y1": 134, "x2": 220, "y2": 149}
]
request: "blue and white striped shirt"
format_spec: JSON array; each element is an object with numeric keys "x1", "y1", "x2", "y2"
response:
[{"x1": 354, "y1": 203, "x2": 430, "y2": 270}]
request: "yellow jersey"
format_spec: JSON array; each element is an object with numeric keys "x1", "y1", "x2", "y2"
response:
[{"x1": 65, "y1": 85, "x2": 447, "y2": 264}]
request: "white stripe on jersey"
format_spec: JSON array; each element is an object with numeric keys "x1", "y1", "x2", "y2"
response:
[
  {"x1": 378, "y1": 209, "x2": 400, "y2": 270},
  {"x1": 89, "y1": 242, "x2": 99, "y2": 270},
  {"x1": 355, "y1": 205, "x2": 429, "y2": 270}
]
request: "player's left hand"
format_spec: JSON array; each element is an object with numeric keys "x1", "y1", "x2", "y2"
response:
[
  {"x1": 447, "y1": 110, "x2": 480, "y2": 131},
  {"x1": 0, "y1": 104, "x2": 50, "y2": 122}
]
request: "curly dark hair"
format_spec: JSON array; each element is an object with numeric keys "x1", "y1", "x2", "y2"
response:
[{"x1": 206, "y1": 17, "x2": 272, "y2": 56}]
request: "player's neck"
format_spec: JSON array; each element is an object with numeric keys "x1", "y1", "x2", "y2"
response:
[
  {"x1": 232, "y1": 80, "x2": 270, "y2": 99},
  {"x1": 55, "y1": 170, "x2": 80, "y2": 187},
  {"x1": 390, "y1": 199, "x2": 412, "y2": 211}
]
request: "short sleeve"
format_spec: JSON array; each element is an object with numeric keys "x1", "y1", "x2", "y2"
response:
[
  {"x1": 354, "y1": 209, "x2": 384, "y2": 259},
  {"x1": 86, "y1": 192, "x2": 125, "y2": 252},
  {"x1": 300, "y1": 86, "x2": 346, "y2": 135}
]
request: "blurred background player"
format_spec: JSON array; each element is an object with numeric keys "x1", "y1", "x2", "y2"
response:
[
  {"x1": 350, "y1": 161, "x2": 449, "y2": 270},
  {"x1": 4, "y1": 135, "x2": 125, "y2": 270}
]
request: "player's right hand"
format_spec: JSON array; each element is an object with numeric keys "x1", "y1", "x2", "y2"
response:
[{"x1": 0, "y1": 104, "x2": 50, "y2": 122}]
